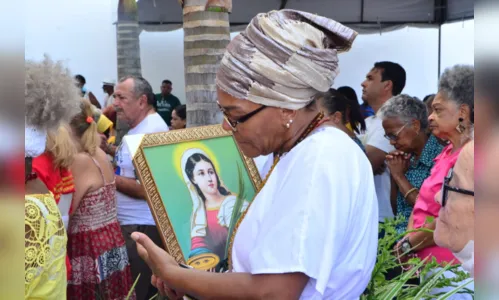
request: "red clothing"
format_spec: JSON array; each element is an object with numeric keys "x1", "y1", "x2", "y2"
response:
[
  {"x1": 7, "y1": 156, "x2": 24, "y2": 192},
  {"x1": 32, "y1": 153, "x2": 75, "y2": 279},
  {"x1": 191, "y1": 208, "x2": 229, "y2": 260},
  {"x1": 32, "y1": 153, "x2": 75, "y2": 204},
  {"x1": 413, "y1": 144, "x2": 462, "y2": 264}
]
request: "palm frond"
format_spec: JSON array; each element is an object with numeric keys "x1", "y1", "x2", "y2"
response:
[
  {"x1": 224, "y1": 162, "x2": 246, "y2": 259},
  {"x1": 435, "y1": 279, "x2": 474, "y2": 300},
  {"x1": 364, "y1": 218, "x2": 474, "y2": 300},
  {"x1": 126, "y1": 274, "x2": 140, "y2": 300}
]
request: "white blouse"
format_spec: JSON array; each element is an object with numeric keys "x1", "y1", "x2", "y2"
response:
[{"x1": 232, "y1": 127, "x2": 379, "y2": 299}]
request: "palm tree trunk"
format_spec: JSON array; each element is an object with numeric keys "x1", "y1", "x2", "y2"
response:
[
  {"x1": 115, "y1": 0, "x2": 142, "y2": 145},
  {"x1": 182, "y1": 0, "x2": 231, "y2": 127},
  {"x1": 117, "y1": 22, "x2": 142, "y2": 79}
]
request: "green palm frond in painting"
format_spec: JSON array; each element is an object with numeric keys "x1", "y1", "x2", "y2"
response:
[{"x1": 224, "y1": 162, "x2": 246, "y2": 260}]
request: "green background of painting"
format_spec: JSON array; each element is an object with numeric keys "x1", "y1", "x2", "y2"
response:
[{"x1": 143, "y1": 136, "x2": 257, "y2": 260}]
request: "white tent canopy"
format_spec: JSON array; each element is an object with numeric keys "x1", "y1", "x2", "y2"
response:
[{"x1": 135, "y1": 0, "x2": 474, "y2": 32}]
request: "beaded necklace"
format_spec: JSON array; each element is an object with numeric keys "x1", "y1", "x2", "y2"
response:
[{"x1": 227, "y1": 112, "x2": 324, "y2": 271}]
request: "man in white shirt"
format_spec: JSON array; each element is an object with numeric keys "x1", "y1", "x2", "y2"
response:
[
  {"x1": 358, "y1": 61, "x2": 406, "y2": 233},
  {"x1": 104, "y1": 75, "x2": 170, "y2": 300},
  {"x1": 102, "y1": 79, "x2": 115, "y2": 108}
]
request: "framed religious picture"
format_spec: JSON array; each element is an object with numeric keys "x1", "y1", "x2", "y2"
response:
[{"x1": 132, "y1": 125, "x2": 262, "y2": 271}]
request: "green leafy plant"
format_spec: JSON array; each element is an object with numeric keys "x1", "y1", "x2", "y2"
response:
[{"x1": 362, "y1": 217, "x2": 474, "y2": 300}]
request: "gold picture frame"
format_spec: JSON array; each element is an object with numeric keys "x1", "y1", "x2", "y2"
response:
[{"x1": 133, "y1": 124, "x2": 262, "y2": 267}]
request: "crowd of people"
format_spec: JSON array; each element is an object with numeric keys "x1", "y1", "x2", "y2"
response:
[{"x1": 25, "y1": 9, "x2": 474, "y2": 300}]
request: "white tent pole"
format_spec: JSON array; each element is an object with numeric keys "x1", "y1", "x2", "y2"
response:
[{"x1": 438, "y1": 24, "x2": 442, "y2": 79}]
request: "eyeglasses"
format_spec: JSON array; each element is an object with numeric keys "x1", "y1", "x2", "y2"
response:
[
  {"x1": 217, "y1": 102, "x2": 267, "y2": 132},
  {"x1": 441, "y1": 167, "x2": 474, "y2": 207},
  {"x1": 384, "y1": 123, "x2": 409, "y2": 141}
]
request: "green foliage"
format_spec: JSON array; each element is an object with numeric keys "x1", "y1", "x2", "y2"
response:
[
  {"x1": 224, "y1": 162, "x2": 246, "y2": 259},
  {"x1": 362, "y1": 217, "x2": 474, "y2": 300}
]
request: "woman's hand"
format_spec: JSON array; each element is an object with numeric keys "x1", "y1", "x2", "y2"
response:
[
  {"x1": 151, "y1": 274, "x2": 185, "y2": 300},
  {"x1": 386, "y1": 151, "x2": 410, "y2": 178},
  {"x1": 393, "y1": 238, "x2": 410, "y2": 264},
  {"x1": 131, "y1": 232, "x2": 181, "y2": 291}
]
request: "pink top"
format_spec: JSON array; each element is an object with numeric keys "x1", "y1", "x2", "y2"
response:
[
  {"x1": 413, "y1": 144, "x2": 462, "y2": 264},
  {"x1": 191, "y1": 209, "x2": 229, "y2": 260}
]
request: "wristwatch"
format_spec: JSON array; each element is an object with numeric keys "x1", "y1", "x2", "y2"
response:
[{"x1": 400, "y1": 238, "x2": 413, "y2": 254}]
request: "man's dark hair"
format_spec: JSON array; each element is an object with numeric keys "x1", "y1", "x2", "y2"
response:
[
  {"x1": 162, "y1": 79, "x2": 172, "y2": 85},
  {"x1": 75, "y1": 74, "x2": 86, "y2": 85},
  {"x1": 373, "y1": 62, "x2": 406, "y2": 96}
]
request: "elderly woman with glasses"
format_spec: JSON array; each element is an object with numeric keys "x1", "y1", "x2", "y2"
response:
[
  {"x1": 129, "y1": 10, "x2": 379, "y2": 300},
  {"x1": 394, "y1": 65, "x2": 474, "y2": 297},
  {"x1": 434, "y1": 141, "x2": 474, "y2": 277},
  {"x1": 378, "y1": 94, "x2": 444, "y2": 233}
]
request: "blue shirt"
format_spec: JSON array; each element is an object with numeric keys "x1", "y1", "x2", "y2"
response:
[
  {"x1": 395, "y1": 135, "x2": 444, "y2": 233},
  {"x1": 360, "y1": 103, "x2": 375, "y2": 119}
]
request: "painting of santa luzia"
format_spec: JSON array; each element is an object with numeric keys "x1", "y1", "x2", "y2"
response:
[{"x1": 133, "y1": 126, "x2": 261, "y2": 271}]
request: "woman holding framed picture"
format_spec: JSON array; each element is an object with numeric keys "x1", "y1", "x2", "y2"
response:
[{"x1": 131, "y1": 9, "x2": 378, "y2": 299}]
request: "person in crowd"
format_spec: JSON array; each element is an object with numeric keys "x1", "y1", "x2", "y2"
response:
[
  {"x1": 155, "y1": 79, "x2": 181, "y2": 127},
  {"x1": 102, "y1": 79, "x2": 116, "y2": 108},
  {"x1": 25, "y1": 56, "x2": 80, "y2": 299},
  {"x1": 378, "y1": 94, "x2": 444, "y2": 232},
  {"x1": 434, "y1": 141, "x2": 474, "y2": 277},
  {"x1": 102, "y1": 104, "x2": 118, "y2": 146},
  {"x1": 171, "y1": 104, "x2": 187, "y2": 130},
  {"x1": 75, "y1": 74, "x2": 101, "y2": 109},
  {"x1": 395, "y1": 65, "x2": 474, "y2": 298},
  {"x1": 67, "y1": 99, "x2": 135, "y2": 300},
  {"x1": 91, "y1": 106, "x2": 117, "y2": 154},
  {"x1": 319, "y1": 88, "x2": 367, "y2": 152},
  {"x1": 358, "y1": 61, "x2": 406, "y2": 233},
  {"x1": 338, "y1": 86, "x2": 374, "y2": 119},
  {"x1": 423, "y1": 93, "x2": 449, "y2": 146},
  {"x1": 32, "y1": 124, "x2": 77, "y2": 229},
  {"x1": 103, "y1": 76, "x2": 170, "y2": 299},
  {"x1": 32, "y1": 124, "x2": 77, "y2": 282},
  {"x1": 423, "y1": 94, "x2": 436, "y2": 115},
  {"x1": 131, "y1": 10, "x2": 378, "y2": 299}
]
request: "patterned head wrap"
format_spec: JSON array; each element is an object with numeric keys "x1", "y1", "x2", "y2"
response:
[{"x1": 216, "y1": 9, "x2": 357, "y2": 110}]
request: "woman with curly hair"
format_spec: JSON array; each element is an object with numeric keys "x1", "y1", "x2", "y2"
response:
[
  {"x1": 25, "y1": 56, "x2": 80, "y2": 299},
  {"x1": 67, "y1": 99, "x2": 135, "y2": 300}
]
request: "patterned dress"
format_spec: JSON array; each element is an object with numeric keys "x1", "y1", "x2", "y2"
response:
[
  {"x1": 395, "y1": 135, "x2": 444, "y2": 233},
  {"x1": 67, "y1": 157, "x2": 135, "y2": 300}
]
